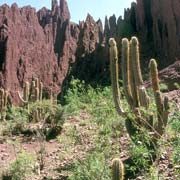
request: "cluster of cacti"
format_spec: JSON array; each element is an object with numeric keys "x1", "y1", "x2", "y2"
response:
[
  {"x1": 0, "y1": 88, "x2": 8, "y2": 120},
  {"x1": 112, "y1": 158, "x2": 124, "y2": 180},
  {"x1": 18, "y1": 78, "x2": 43, "y2": 122},
  {"x1": 109, "y1": 36, "x2": 169, "y2": 141},
  {"x1": 18, "y1": 77, "x2": 43, "y2": 104}
]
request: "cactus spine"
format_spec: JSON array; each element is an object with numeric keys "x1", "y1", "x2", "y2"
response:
[
  {"x1": 112, "y1": 158, "x2": 124, "y2": 180},
  {"x1": 109, "y1": 36, "x2": 169, "y2": 140}
]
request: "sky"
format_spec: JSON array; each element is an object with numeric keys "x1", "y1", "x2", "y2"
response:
[{"x1": 0, "y1": 0, "x2": 135, "y2": 23}]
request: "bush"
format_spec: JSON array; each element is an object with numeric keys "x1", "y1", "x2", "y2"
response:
[
  {"x1": 68, "y1": 152, "x2": 111, "y2": 180},
  {"x1": 9, "y1": 151, "x2": 35, "y2": 180}
]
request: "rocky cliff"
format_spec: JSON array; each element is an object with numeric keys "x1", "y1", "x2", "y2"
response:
[
  {"x1": 0, "y1": 0, "x2": 179, "y2": 104},
  {"x1": 111, "y1": 0, "x2": 180, "y2": 67},
  {"x1": 0, "y1": 0, "x2": 79, "y2": 104}
]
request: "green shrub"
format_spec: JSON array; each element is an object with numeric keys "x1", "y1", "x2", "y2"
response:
[
  {"x1": 126, "y1": 143, "x2": 153, "y2": 177},
  {"x1": 159, "y1": 83, "x2": 169, "y2": 92},
  {"x1": 68, "y1": 152, "x2": 111, "y2": 180},
  {"x1": 9, "y1": 151, "x2": 35, "y2": 180}
]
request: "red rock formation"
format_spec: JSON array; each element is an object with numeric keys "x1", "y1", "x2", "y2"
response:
[
  {"x1": 72, "y1": 14, "x2": 108, "y2": 82},
  {"x1": 0, "y1": 0, "x2": 79, "y2": 104},
  {"x1": 0, "y1": 0, "x2": 180, "y2": 104},
  {"x1": 127, "y1": 0, "x2": 180, "y2": 66}
]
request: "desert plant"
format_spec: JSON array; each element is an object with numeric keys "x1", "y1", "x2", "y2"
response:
[
  {"x1": 109, "y1": 37, "x2": 169, "y2": 144},
  {"x1": 18, "y1": 77, "x2": 43, "y2": 106},
  {"x1": 0, "y1": 88, "x2": 8, "y2": 120},
  {"x1": 112, "y1": 158, "x2": 124, "y2": 180},
  {"x1": 9, "y1": 151, "x2": 35, "y2": 180},
  {"x1": 68, "y1": 152, "x2": 111, "y2": 180}
]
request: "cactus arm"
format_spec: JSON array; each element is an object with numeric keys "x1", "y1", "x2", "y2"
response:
[
  {"x1": 18, "y1": 91, "x2": 28, "y2": 104},
  {"x1": 39, "y1": 82, "x2": 43, "y2": 101},
  {"x1": 130, "y1": 37, "x2": 149, "y2": 108},
  {"x1": 109, "y1": 38, "x2": 125, "y2": 115},
  {"x1": 4, "y1": 90, "x2": 8, "y2": 108},
  {"x1": 30, "y1": 80, "x2": 36, "y2": 101},
  {"x1": 35, "y1": 87, "x2": 40, "y2": 101},
  {"x1": 131, "y1": 37, "x2": 144, "y2": 86},
  {"x1": 121, "y1": 38, "x2": 133, "y2": 108},
  {"x1": 149, "y1": 59, "x2": 160, "y2": 93},
  {"x1": 138, "y1": 86, "x2": 150, "y2": 109},
  {"x1": 129, "y1": 40, "x2": 140, "y2": 108},
  {"x1": 23, "y1": 81, "x2": 30, "y2": 102},
  {"x1": 0, "y1": 89, "x2": 5, "y2": 112},
  {"x1": 149, "y1": 59, "x2": 169, "y2": 137}
]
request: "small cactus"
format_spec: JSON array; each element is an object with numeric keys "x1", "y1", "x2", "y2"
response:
[
  {"x1": 112, "y1": 158, "x2": 124, "y2": 180},
  {"x1": 0, "y1": 88, "x2": 8, "y2": 120},
  {"x1": 23, "y1": 81, "x2": 30, "y2": 102},
  {"x1": 32, "y1": 108, "x2": 42, "y2": 122},
  {"x1": 149, "y1": 59, "x2": 160, "y2": 93}
]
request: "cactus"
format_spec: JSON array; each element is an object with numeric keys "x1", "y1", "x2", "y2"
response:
[
  {"x1": 109, "y1": 36, "x2": 169, "y2": 141},
  {"x1": 149, "y1": 59, "x2": 169, "y2": 137},
  {"x1": 32, "y1": 108, "x2": 42, "y2": 122},
  {"x1": 39, "y1": 82, "x2": 43, "y2": 101},
  {"x1": 112, "y1": 158, "x2": 124, "y2": 180},
  {"x1": 18, "y1": 81, "x2": 30, "y2": 104},
  {"x1": 0, "y1": 88, "x2": 8, "y2": 120},
  {"x1": 149, "y1": 59, "x2": 160, "y2": 93},
  {"x1": 109, "y1": 38, "x2": 125, "y2": 115},
  {"x1": 18, "y1": 78, "x2": 43, "y2": 104}
]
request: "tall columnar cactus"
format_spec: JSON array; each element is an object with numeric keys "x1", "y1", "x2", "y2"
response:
[
  {"x1": 109, "y1": 36, "x2": 169, "y2": 141},
  {"x1": 109, "y1": 39, "x2": 125, "y2": 115},
  {"x1": 112, "y1": 158, "x2": 124, "y2": 180},
  {"x1": 0, "y1": 88, "x2": 8, "y2": 120}
]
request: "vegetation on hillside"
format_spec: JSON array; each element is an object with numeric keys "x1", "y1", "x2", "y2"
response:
[{"x1": 0, "y1": 37, "x2": 180, "y2": 180}]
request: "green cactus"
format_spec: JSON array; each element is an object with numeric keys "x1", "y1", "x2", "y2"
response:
[
  {"x1": 109, "y1": 36, "x2": 169, "y2": 141},
  {"x1": 35, "y1": 87, "x2": 40, "y2": 101},
  {"x1": 32, "y1": 108, "x2": 42, "y2": 122},
  {"x1": 24, "y1": 81, "x2": 30, "y2": 102},
  {"x1": 112, "y1": 158, "x2": 124, "y2": 180},
  {"x1": 121, "y1": 38, "x2": 133, "y2": 108},
  {"x1": 39, "y1": 82, "x2": 43, "y2": 101},
  {"x1": 109, "y1": 38, "x2": 125, "y2": 115},
  {"x1": 149, "y1": 59, "x2": 160, "y2": 93},
  {"x1": 149, "y1": 59, "x2": 169, "y2": 137},
  {"x1": 0, "y1": 88, "x2": 8, "y2": 120}
]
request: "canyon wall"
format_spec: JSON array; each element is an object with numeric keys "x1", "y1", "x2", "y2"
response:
[
  {"x1": 0, "y1": 0, "x2": 179, "y2": 103},
  {"x1": 0, "y1": 0, "x2": 79, "y2": 103}
]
